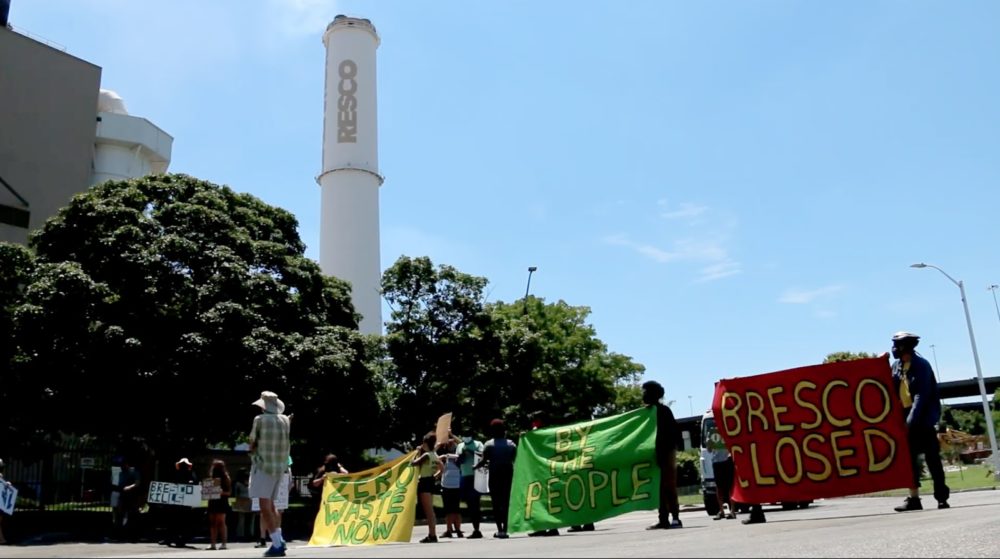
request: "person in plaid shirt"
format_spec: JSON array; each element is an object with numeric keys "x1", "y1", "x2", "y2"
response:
[{"x1": 248, "y1": 391, "x2": 291, "y2": 557}]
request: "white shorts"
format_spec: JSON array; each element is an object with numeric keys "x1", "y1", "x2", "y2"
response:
[{"x1": 249, "y1": 467, "x2": 283, "y2": 501}]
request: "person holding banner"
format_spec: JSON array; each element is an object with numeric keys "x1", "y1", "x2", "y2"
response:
[
  {"x1": 476, "y1": 419, "x2": 517, "y2": 539},
  {"x1": 455, "y1": 429, "x2": 485, "y2": 539},
  {"x1": 411, "y1": 431, "x2": 444, "y2": 543},
  {"x1": 642, "y1": 381, "x2": 683, "y2": 530},
  {"x1": 248, "y1": 391, "x2": 292, "y2": 557},
  {"x1": 887, "y1": 331, "x2": 950, "y2": 512},
  {"x1": 165, "y1": 457, "x2": 200, "y2": 547}
]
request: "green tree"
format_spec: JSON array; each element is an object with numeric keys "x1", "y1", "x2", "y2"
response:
[
  {"x1": 2, "y1": 174, "x2": 383, "y2": 458},
  {"x1": 487, "y1": 296, "x2": 645, "y2": 429},
  {"x1": 380, "y1": 256, "x2": 646, "y2": 448},
  {"x1": 823, "y1": 351, "x2": 876, "y2": 363},
  {"x1": 380, "y1": 256, "x2": 499, "y2": 447}
]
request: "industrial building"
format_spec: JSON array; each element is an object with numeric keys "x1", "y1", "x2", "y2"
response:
[{"x1": 0, "y1": 14, "x2": 172, "y2": 246}]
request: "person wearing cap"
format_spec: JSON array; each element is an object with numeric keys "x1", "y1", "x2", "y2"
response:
[
  {"x1": 164, "y1": 457, "x2": 199, "y2": 548},
  {"x1": 248, "y1": 391, "x2": 291, "y2": 557},
  {"x1": 886, "y1": 332, "x2": 950, "y2": 512},
  {"x1": 642, "y1": 380, "x2": 684, "y2": 530}
]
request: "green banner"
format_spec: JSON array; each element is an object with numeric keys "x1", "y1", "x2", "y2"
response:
[{"x1": 508, "y1": 407, "x2": 660, "y2": 533}]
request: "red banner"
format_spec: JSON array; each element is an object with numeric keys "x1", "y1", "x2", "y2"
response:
[{"x1": 711, "y1": 357, "x2": 913, "y2": 504}]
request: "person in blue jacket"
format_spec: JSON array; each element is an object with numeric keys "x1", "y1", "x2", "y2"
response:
[{"x1": 888, "y1": 331, "x2": 950, "y2": 512}]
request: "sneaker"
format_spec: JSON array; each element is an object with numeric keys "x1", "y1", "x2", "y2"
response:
[
  {"x1": 741, "y1": 515, "x2": 766, "y2": 525},
  {"x1": 419, "y1": 535, "x2": 438, "y2": 543},
  {"x1": 671, "y1": 519, "x2": 683, "y2": 528},
  {"x1": 568, "y1": 525, "x2": 584, "y2": 532},
  {"x1": 263, "y1": 544, "x2": 287, "y2": 557},
  {"x1": 497, "y1": 532, "x2": 509, "y2": 539},
  {"x1": 938, "y1": 501, "x2": 950, "y2": 509},
  {"x1": 456, "y1": 531, "x2": 465, "y2": 538},
  {"x1": 646, "y1": 522, "x2": 669, "y2": 530},
  {"x1": 713, "y1": 512, "x2": 725, "y2": 521},
  {"x1": 726, "y1": 511, "x2": 737, "y2": 520},
  {"x1": 583, "y1": 524, "x2": 595, "y2": 531},
  {"x1": 220, "y1": 544, "x2": 227, "y2": 550},
  {"x1": 442, "y1": 531, "x2": 454, "y2": 538},
  {"x1": 208, "y1": 545, "x2": 217, "y2": 551},
  {"x1": 894, "y1": 497, "x2": 922, "y2": 512},
  {"x1": 469, "y1": 530, "x2": 483, "y2": 539}
]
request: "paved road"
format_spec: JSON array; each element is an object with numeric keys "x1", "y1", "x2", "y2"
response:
[{"x1": 4, "y1": 491, "x2": 998, "y2": 558}]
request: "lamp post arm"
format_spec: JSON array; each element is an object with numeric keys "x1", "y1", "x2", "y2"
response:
[{"x1": 926, "y1": 264, "x2": 961, "y2": 288}]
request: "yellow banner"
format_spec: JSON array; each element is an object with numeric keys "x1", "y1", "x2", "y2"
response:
[{"x1": 308, "y1": 451, "x2": 418, "y2": 546}]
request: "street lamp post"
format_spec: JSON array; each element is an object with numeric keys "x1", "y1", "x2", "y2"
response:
[
  {"x1": 989, "y1": 285, "x2": 1000, "y2": 326},
  {"x1": 930, "y1": 344, "x2": 941, "y2": 384},
  {"x1": 911, "y1": 263, "x2": 1000, "y2": 479},
  {"x1": 523, "y1": 266, "x2": 537, "y2": 314}
]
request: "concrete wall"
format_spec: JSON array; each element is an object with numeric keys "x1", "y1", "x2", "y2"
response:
[{"x1": 0, "y1": 27, "x2": 101, "y2": 245}]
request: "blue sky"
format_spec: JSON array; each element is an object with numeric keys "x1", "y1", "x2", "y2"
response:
[{"x1": 12, "y1": 0, "x2": 1000, "y2": 417}]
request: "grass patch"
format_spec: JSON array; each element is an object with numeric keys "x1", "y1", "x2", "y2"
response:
[{"x1": 859, "y1": 464, "x2": 997, "y2": 497}]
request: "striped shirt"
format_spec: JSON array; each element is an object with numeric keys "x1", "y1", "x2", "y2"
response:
[{"x1": 250, "y1": 413, "x2": 291, "y2": 476}]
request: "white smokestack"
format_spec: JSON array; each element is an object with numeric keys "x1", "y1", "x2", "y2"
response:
[{"x1": 319, "y1": 15, "x2": 383, "y2": 335}]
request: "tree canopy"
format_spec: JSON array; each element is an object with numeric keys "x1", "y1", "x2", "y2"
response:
[
  {"x1": 1, "y1": 174, "x2": 381, "y2": 459},
  {"x1": 379, "y1": 256, "x2": 645, "y2": 448}
]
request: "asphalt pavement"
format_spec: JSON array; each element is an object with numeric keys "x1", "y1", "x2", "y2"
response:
[{"x1": 2, "y1": 490, "x2": 998, "y2": 558}]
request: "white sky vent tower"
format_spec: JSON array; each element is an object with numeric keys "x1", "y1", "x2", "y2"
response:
[
  {"x1": 92, "y1": 89, "x2": 172, "y2": 186},
  {"x1": 319, "y1": 15, "x2": 383, "y2": 334}
]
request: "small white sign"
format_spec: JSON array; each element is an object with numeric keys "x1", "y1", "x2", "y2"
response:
[
  {"x1": 80, "y1": 457, "x2": 96, "y2": 469},
  {"x1": 0, "y1": 482, "x2": 17, "y2": 515},
  {"x1": 147, "y1": 481, "x2": 201, "y2": 507},
  {"x1": 201, "y1": 478, "x2": 222, "y2": 500}
]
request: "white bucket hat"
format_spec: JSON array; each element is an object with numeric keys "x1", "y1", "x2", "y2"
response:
[{"x1": 252, "y1": 391, "x2": 285, "y2": 414}]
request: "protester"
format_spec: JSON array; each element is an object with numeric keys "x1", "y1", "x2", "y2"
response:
[
  {"x1": 476, "y1": 419, "x2": 517, "y2": 539},
  {"x1": 411, "y1": 431, "x2": 443, "y2": 543},
  {"x1": 309, "y1": 453, "x2": 348, "y2": 521},
  {"x1": 438, "y1": 437, "x2": 464, "y2": 538},
  {"x1": 886, "y1": 331, "x2": 950, "y2": 511},
  {"x1": 206, "y1": 459, "x2": 232, "y2": 550},
  {"x1": 455, "y1": 428, "x2": 485, "y2": 539},
  {"x1": 642, "y1": 381, "x2": 683, "y2": 530},
  {"x1": 165, "y1": 457, "x2": 199, "y2": 547},
  {"x1": 111, "y1": 456, "x2": 141, "y2": 542},
  {"x1": 711, "y1": 446, "x2": 737, "y2": 520},
  {"x1": 248, "y1": 391, "x2": 292, "y2": 557}
]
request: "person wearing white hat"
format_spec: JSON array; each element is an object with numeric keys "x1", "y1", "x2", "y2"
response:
[
  {"x1": 887, "y1": 331, "x2": 950, "y2": 512},
  {"x1": 248, "y1": 391, "x2": 291, "y2": 557}
]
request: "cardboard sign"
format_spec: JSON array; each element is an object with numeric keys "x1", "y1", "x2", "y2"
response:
[
  {"x1": 252, "y1": 472, "x2": 290, "y2": 511},
  {"x1": 147, "y1": 481, "x2": 201, "y2": 507},
  {"x1": 0, "y1": 482, "x2": 17, "y2": 515},
  {"x1": 435, "y1": 412, "x2": 453, "y2": 446},
  {"x1": 202, "y1": 478, "x2": 222, "y2": 500}
]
